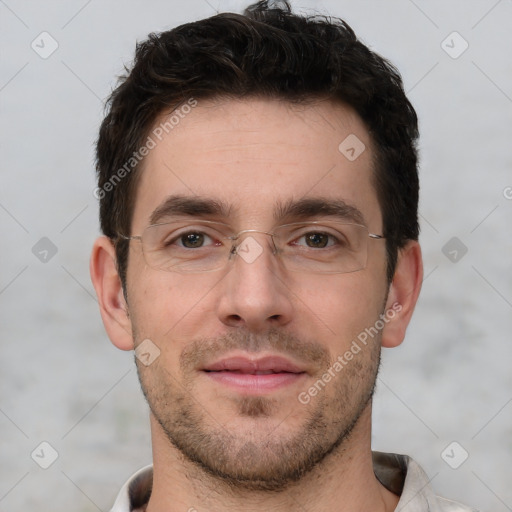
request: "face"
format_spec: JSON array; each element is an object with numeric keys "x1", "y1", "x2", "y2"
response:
[{"x1": 125, "y1": 98, "x2": 390, "y2": 490}]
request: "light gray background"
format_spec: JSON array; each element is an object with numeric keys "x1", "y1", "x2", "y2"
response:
[{"x1": 1, "y1": 0, "x2": 511, "y2": 510}]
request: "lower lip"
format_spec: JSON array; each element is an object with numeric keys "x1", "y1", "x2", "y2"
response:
[{"x1": 204, "y1": 371, "x2": 306, "y2": 393}]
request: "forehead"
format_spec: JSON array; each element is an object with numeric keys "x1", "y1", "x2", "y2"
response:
[{"x1": 131, "y1": 97, "x2": 381, "y2": 231}]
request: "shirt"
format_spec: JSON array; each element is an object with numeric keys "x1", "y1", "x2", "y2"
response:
[{"x1": 110, "y1": 451, "x2": 478, "y2": 511}]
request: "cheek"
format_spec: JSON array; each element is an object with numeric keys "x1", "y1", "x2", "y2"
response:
[
  {"x1": 128, "y1": 268, "x2": 217, "y2": 342},
  {"x1": 295, "y1": 272, "x2": 387, "y2": 350}
]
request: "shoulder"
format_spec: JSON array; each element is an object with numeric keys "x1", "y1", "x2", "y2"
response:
[
  {"x1": 436, "y1": 495, "x2": 480, "y2": 512},
  {"x1": 110, "y1": 465, "x2": 153, "y2": 512},
  {"x1": 372, "y1": 451, "x2": 479, "y2": 512}
]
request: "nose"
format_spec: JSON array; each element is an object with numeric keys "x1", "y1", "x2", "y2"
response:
[{"x1": 215, "y1": 231, "x2": 294, "y2": 332}]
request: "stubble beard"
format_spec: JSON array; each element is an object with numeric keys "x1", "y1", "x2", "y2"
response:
[{"x1": 135, "y1": 328, "x2": 382, "y2": 492}]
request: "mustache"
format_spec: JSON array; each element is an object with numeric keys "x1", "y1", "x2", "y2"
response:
[{"x1": 179, "y1": 328, "x2": 331, "y2": 373}]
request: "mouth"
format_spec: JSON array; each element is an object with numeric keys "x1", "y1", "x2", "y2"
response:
[{"x1": 202, "y1": 355, "x2": 308, "y2": 393}]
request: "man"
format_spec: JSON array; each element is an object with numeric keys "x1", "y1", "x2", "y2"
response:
[{"x1": 90, "y1": 1, "x2": 476, "y2": 510}]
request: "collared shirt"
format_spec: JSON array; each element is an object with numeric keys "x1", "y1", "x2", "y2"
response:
[{"x1": 110, "y1": 451, "x2": 478, "y2": 511}]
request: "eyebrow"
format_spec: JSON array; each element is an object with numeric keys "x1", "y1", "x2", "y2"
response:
[
  {"x1": 275, "y1": 196, "x2": 365, "y2": 225},
  {"x1": 149, "y1": 194, "x2": 365, "y2": 226},
  {"x1": 149, "y1": 195, "x2": 233, "y2": 225}
]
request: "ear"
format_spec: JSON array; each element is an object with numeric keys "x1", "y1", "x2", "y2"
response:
[
  {"x1": 90, "y1": 236, "x2": 134, "y2": 351},
  {"x1": 381, "y1": 240, "x2": 423, "y2": 348}
]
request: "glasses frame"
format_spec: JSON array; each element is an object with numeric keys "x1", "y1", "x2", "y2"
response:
[{"x1": 117, "y1": 219, "x2": 385, "y2": 274}]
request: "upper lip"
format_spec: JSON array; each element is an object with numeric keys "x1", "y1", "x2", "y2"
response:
[{"x1": 203, "y1": 355, "x2": 306, "y2": 374}]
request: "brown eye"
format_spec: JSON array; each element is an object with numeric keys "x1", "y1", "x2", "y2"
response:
[
  {"x1": 294, "y1": 231, "x2": 338, "y2": 249},
  {"x1": 304, "y1": 233, "x2": 330, "y2": 248},
  {"x1": 180, "y1": 232, "x2": 206, "y2": 248}
]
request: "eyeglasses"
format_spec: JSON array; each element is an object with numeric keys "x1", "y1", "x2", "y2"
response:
[{"x1": 118, "y1": 220, "x2": 384, "y2": 274}]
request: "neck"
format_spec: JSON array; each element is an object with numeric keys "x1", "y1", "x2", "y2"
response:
[{"x1": 145, "y1": 406, "x2": 399, "y2": 512}]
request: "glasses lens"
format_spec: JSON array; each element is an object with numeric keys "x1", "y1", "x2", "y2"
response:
[
  {"x1": 274, "y1": 222, "x2": 368, "y2": 274},
  {"x1": 141, "y1": 221, "x2": 230, "y2": 273}
]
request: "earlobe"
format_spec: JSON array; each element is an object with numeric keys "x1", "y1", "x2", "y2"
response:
[
  {"x1": 90, "y1": 236, "x2": 134, "y2": 351},
  {"x1": 381, "y1": 241, "x2": 423, "y2": 349}
]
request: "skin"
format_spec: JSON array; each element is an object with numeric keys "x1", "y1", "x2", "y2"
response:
[{"x1": 90, "y1": 97, "x2": 423, "y2": 512}]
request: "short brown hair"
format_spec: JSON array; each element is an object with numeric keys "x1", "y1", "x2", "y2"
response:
[{"x1": 95, "y1": 0, "x2": 419, "y2": 292}]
